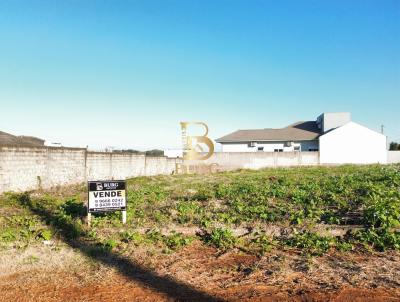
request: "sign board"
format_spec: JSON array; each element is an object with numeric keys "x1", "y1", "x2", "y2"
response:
[{"x1": 88, "y1": 180, "x2": 126, "y2": 213}]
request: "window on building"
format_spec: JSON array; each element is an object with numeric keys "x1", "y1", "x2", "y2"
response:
[
  {"x1": 274, "y1": 149, "x2": 283, "y2": 152},
  {"x1": 257, "y1": 147, "x2": 264, "y2": 151}
]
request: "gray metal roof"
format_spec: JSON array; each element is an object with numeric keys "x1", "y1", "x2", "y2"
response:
[{"x1": 216, "y1": 121, "x2": 321, "y2": 143}]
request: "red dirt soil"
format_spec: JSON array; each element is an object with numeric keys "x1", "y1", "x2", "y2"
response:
[
  {"x1": 1, "y1": 242, "x2": 399, "y2": 302},
  {"x1": 1, "y1": 271, "x2": 399, "y2": 302}
]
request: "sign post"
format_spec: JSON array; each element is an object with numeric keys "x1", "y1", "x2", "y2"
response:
[{"x1": 87, "y1": 180, "x2": 127, "y2": 225}]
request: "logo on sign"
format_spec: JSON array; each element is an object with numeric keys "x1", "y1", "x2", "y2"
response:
[{"x1": 180, "y1": 122, "x2": 214, "y2": 160}]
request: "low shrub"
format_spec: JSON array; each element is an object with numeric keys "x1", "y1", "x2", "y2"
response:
[
  {"x1": 285, "y1": 231, "x2": 333, "y2": 255},
  {"x1": 201, "y1": 228, "x2": 236, "y2": 251}
]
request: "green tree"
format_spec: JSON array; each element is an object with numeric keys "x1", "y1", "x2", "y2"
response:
[{"x1": 389, "y1": 142, "x2": 400, "y2": 151}]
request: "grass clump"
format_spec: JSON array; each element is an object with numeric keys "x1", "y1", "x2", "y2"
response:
[
  {"x1": 201, "y1": 228, "x2": 237, "y2": 251},
  {"x1": 285, "y1": 231, "x2": 333, "y2": 256},
  {"x1": 243, "y1": 231, "x2": 277, "y2": 255},
  {"x1": 354, "y1": 229, "x2": 400, "y2": 251},
  {"x1": 164, "y1": 232, "x2": 193, "y2": 251}
]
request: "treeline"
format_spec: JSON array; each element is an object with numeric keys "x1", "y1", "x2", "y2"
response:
[
  {"x1": 390, "y1": 142, "x2": 400, "y2": 151},
  {"x1": 112, "y1": 149, "x2": 164, "y2": 157}
]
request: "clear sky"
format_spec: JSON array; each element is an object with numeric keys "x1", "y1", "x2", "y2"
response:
[{"x1": 0, "y1": 0, "x2": 399, "y2": 150}]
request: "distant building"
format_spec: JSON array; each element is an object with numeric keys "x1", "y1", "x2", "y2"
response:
[
  {"x1": 216, "y1": 112, "x2": 387, "y2": 164},
  {"x1": 164, "y1": 149, "x2": 183, "y2": 158},
  {"x1": 0, "y1": 131, "x2": 45, "y2": 146},
  {"x1": 216, "y1": 121, "x2": 320, "y2": 153}
]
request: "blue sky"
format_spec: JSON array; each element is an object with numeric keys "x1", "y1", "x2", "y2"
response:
[{"x1": 0, "y1": 0, "x2": 399, "y2": 150}]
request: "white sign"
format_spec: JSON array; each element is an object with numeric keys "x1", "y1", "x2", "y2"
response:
[{"x1": 88, "y1": 180, "x2": 126, "y2": 213}]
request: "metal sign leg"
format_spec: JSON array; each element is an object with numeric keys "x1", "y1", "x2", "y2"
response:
[{"x1": 122, "y1": 210, "x2": 127, "y2": 224}]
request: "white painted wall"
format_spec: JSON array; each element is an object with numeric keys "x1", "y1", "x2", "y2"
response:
[
  {"x1": 220, "y1": 140, "x2": 319, "y2": 152},
  {"x1": 187, "y1": 151, "x2": 320, "y2": 170},
  {"x1": 319, "y1": 122, "x2": 387, "y2": 164},
  {"x1": 164, "y1": 149, "x2": 183, "y2": 158},
  {"x1": 387, "y1": 151, "x2": 400, "y2": 164},
  {"x1": 221, "y1": 143, "x2": 254, "y2": 152},
  {"x1": 317, "y1": 112, "x2": 351, "y2": 133}
]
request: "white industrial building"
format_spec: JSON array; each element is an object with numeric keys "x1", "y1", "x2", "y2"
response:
[
  {"x1": 216, "y1": 112, "x2": 387, "y2": 164},
  {"x1": 164, "y1": 149, "x2": 183, "y2": 158}
]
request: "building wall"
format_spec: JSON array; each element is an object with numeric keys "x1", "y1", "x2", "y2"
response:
[
  {"x1": 221, "y1": 140, "x2": 319, "y2": 152},
  {"x1": 221, "y1": 143, "x2": 253, "y2": 152},
  {"x1": 387, "y1": 151, "x2": 400, "y2": 164},
  {"x1": 319, "y1": 122, "x2": 387, "y2": 164},
  {"x1": 164, "y1": 149, "x2": 183, "y2": 158},
  {"x1": 317, "y1": 112, "x2": 351, "y2": 133},
  {"x1": 0, "y1": 145, "x2": 180, "y2": 193},
  {"x1": 187, "y1": 151, "x2": 320, "y2": 171}
]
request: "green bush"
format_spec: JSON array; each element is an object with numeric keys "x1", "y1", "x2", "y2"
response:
[
  {"x1": 164, "y1": 232, "x2": 193, "y2": 250},
  {"x1": 102, "y1": 239, "x2": 118, "y2": 252},
  {"x1": 61, "y1": 199, "x2": 86, "y2": 218},
  {"x1": 286, "y1": 231, "x2": 333, "y2": 255},
  {"x1": 363, "y1": 195, "x2": 400, "y2": 229},
  {"x1": 251, "y1": 232, "x2": 276, "y2": 255},
  {"x1": 355, "y1": 229, "x2": 400, "y2": 251},
  {"x1": 176, "y1": 201, "x2": 201, "y2": 224},
  {"x1": 201, "y1": 228, "x2": 236, "y2": 251},
  {"x1": 37, "y1": 229, "x2": 52, "y2": 241},
  {"x1": 120, "y1": 231, "x2": 144, "y2": 245},
  {"x1": 0, "y1": 230, "x2": 16, "y2": 242}
]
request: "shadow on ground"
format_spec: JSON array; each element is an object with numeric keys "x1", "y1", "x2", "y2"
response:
[{"x1": 16, "y1": 193, "x2": 224, "y2": 302}]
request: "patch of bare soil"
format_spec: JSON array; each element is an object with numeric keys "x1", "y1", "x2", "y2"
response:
[
  {"x1": 1, "y1": 242, "x2": 399, "y2": 302},
  {"x1": 1, "y1": 271, "x2": 399, "y2": 302}
]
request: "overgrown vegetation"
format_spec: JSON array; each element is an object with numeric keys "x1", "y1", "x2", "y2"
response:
[
  {"x1": 1, "y1": 164, "x2": 399, "y2": 256},
  {"x1": 201, "y1": 228, "x2": 237, "y2": 251}
]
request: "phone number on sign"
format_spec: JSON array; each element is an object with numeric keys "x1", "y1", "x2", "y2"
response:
[{"x1": 94, "y1": 198, "x2": 125, "y2": 207}]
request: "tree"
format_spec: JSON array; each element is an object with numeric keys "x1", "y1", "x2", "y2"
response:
[
  {"x1": 389, "y1": 142, "x2": 400, "y2": 151},
  {"x1": 145, "y1": 149, "x2": 164, "y2": 157}
]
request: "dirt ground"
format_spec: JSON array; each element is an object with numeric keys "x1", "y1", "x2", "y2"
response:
[
  {"x1": 1, "y1": 242, "x2": 399, "y2": 302},
  {"x1": 1, "y1": 271, "x2": 399, "y2": 302}
]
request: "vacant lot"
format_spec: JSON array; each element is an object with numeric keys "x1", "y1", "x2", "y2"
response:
[{"x1": 1, "y1": 165, "x2": 399, "y2": 301}]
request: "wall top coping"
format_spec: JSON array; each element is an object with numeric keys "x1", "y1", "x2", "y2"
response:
[{"x1": 0, "y1": 144, "x2": 87, "y2": 151}]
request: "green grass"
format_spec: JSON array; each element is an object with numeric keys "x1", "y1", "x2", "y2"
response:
[{"x1": 1, "y1": 164, "x2": 399, "y2": 255}]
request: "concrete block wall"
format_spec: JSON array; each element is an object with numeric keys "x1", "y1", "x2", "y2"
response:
[
  {"x1": 0, "y1": 145, "x2": 180, "y2": 193},
  {"x1": 85, "y1": 152, "x2": 147, "y2": 181},
  {"x1": 0, "y1": 146, "x2": 47, "y2": 192},
  {"x1": 187, "y1": 151, "x2": 320, "y2": 171},
  {"x1": 145, "y1": 157, "x2": 178, "y2": 176},
  {"x1": 44, "y1": 148, "x2": 87, "y2": 188},
  {"x1": 107, "y1": 153, "x2": 147, "y2": 180},
  {"x1": 85, "y1": 152, "x2": 113, "y2": 181},
  {"x1": 3, "y1": 146, "x2": 396, "y2": 194}
]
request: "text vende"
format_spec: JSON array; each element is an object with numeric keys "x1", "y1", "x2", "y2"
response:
[{"x1": 93, "y1": 191, "x2": 123, "y2": 198}]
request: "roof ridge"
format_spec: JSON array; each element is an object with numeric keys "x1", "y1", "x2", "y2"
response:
[{"x1": 215, "y1": 121, "x2": 321, "y2": 142}]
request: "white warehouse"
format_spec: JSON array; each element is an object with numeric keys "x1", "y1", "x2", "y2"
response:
[{"x1": 216, "y1": 112, "x2": 387, "y2": 164}]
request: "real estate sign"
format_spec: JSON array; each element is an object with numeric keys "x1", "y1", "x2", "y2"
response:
[{"x1": 88, "y1": 180, "x2": 126, "y2": 213}]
